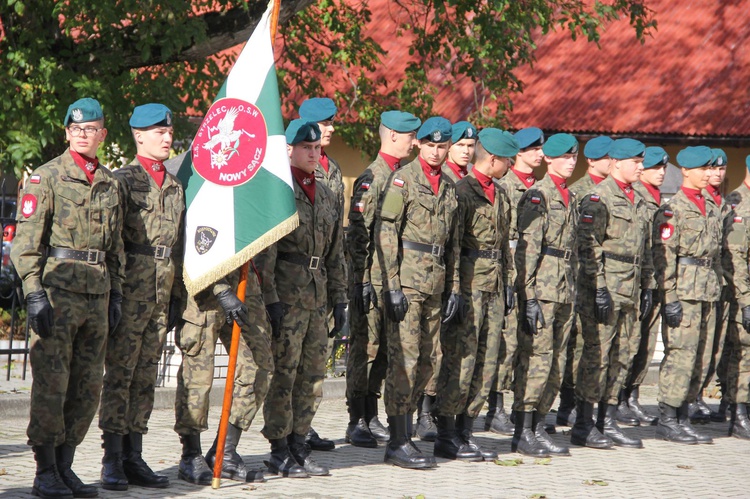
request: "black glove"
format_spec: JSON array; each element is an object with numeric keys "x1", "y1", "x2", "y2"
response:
[
  {"x1": 215, "y1": 288, "x2": 248, "y2": 327},
  {"x1": 266, "y1": 302, "x2": 287, "y2": 338},
  {"x1": 386, "y1": 289, "x2": 408, "y2": 323},
  {"x1": 354, "y1": 282, "x2": 377, "y2": 314},
  {"x1": 664, "y1": 300, "x2": 683, "y2": 328},
  {"x1": 504, "y1": 285, "x2": 516, "y2": 316},
  {"x1": 26, "y1": 290, "x2": 53, "y2": 338},
  {"x1": 595, "y1": 287, "x2": 612, "y2": 324},
  {"x1": 442, "y1": 292, "x2": 461, "y2": 324},
  {"x1": 167, "y1": 295, "x2": 182, "y2": 331},
  {"x1": 524, "y1": 298, "x2": 545, "y2": 335},
  {"x1": 639, "y1": 289, "x2": 653, "y2": 321},
  {"x1": 108, "y1": 290, "x2": 123, "y2": 334},
  {"x1": 743, "y1": 305, "x2": 750, "y2": 333},
  {"x1": 330, "y1": 303, "x2": 347, "y2": 338}
]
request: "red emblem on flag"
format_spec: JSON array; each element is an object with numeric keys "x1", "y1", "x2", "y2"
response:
[
  {"x1": 393, "y1": 178, "x2": 405, "y2": 187},
  {"x1": 660, "y1": 223, "x2": 674, "y2": 240},
  {"x1": 21, "y1": 194, "x2": 37, "y2": 218}
]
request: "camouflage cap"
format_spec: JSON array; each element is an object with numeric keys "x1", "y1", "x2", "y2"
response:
[
  {"x1": 299, "y1": 97, "x2": 337, "y2": 122},
  {"x1": 609, "y1": 138, "x2": 646, "y2": 160},
  {"x1": 478, "y1": 128, "x2": 519, "y2": 158},
  {"x1": 711, "y1": 148, "x2": 727, "y2": 167},
  {"x1": 643, "y1": 146, "x2": 669, "y2": 169},
  {"x1": 451, "y1": 121, "x2": 477, "y2": 143},
  {"x1": 285, "y1": 119, "x2": 321, "y2": 145},
  {"x1": 514, "y1": 127, "x2": 544, "y2": 150},
  {"x1": 676, "y1": 146, "x2": 713, "y2": 168},
  {"x1": 64, "y1": 97, "x2": 103, "y2": 125},
  {"x1": 416, "y1": 116, "x2": 452, "y2": 143},
  {"x1": 583, "y1": 135, "x2": 613, "y2": 159},
  {"x1": 542, "y1": 133, "x2": 578, "y2": 157},
  {"x1": 381, "y1": 110, "x2": 421, "y2": 132},
  {"x1": 129, "y1": 103, "x2": 173, "y2": 129}
]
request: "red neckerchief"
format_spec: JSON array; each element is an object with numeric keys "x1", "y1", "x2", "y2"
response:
[
  {"x1": 641, "y1": 180, "x2": 661, "y2": 205},
  {"x1": 707, "y1": 185, "x2": 722, "y2": 207},
  {"x1": 446, "y1": 161, "x2": 468, "y2": 180},
  {"x1": 379, "y1": 152, "x2": 401, "y2": 172},
  {"x1": 473, "y1": 168, "x2": 495, "y2": 204},
  {"x1": 590, "y1": 173, "x2": 606, "y2": 185},
  {"x1": 418, "y1": 156, "x2": 441, "y2": 195},
  {"x1": 69, "y1": 149, "x2": 99, "y2": 184},
  {"x1": 511, "y1": 168, "x2": 536, "y2": 188},
  {"x1": 319, "y1": 149, "x2": 330, "y2": 174},
  {"x1": 682, "y1": 186, "x2": 706, "y2": 216},
  {"x1": 137, "y1": 155, "x2": 165, "y2": 188},
  {"x1": 549, "y1": 173, "x2": 569, "y2": 207},
  {"x1": 613, "y1": 177, "x2": 635, "y2": 204},
  {"x1": 291, "y1": 166, "x2": 316, "y2": 204}
]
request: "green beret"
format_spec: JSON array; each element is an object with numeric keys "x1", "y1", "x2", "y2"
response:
[
  {"x1": 285, "y1": 119, "x2": 321, "y2": 145},
  {"x1": 380, "y1": 110, "x2": 421, "y2": 132},
  {"x1": 542, "y1": 133, "x2": 578, "y2": 157},
  {"x1": 451, "y1": 121, "x2": 477, "y2": 143},
  {"x1": 129, "y1": 103, "x2": 173, "y2": 129},
  {"x1": 711, "y1": 148, "x2": 727, "y2": 167},
  {"x1": 583, "y1": 136, "x2": 613, "y2": 159},
  {"x1": 643, "y1": 146, "x2": 669, "y2": 169},
  {"x1": 417, "y1": 116, "x2": 452, "y2": 143},
  {"x1": 64, "y1": 97, "x2": 103, "y2": 125},
  {"x1": 609, "y1": 138, "x2": 645, "y2": 160},
  {"x1": 299, "y1": 97, "x2": 337, "y2": 122},
  {"x1": 478, "y1": 128, "x2": 519, "y2": 158},
  {"x1": 514, "y1": 127, "x2": 544, "y2": 150},
  {"x1": 676, "y1": 146, "x2": 713, "y2": 169}
]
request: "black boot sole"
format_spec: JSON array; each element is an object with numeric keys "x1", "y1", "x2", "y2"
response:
[
  {"x1": 569, "y1": 435, "x2": 614, "y2": 449},
  {"x1": 433, "y1": 449, "x2": 483, "y2": 462},
  {"x1": 384, "y1": 456, "x2": 437, "y2": 469},
  {"x1": 177, "y1": 470, "x2": 212, "y2": 486},
  {"x1": 101, "y1": 482, "x2": 129, "y2": 491},
  {"x1": 654, "y1": 433, "x2": 698, "y2": 445},
  {"x1": 32, "y1": 487, "x2": 74, "y2": 499},
  {"x1": 263, "y1": 461, "x2": 309, "y2": 478}
]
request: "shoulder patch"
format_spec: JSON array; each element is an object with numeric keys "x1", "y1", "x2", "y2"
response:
[
  {"x1": 29, "y1": 174, "x2": 41, "y2": 184},
  {"x1": 20, "y1": 194, "x2": 37, "y2": 218},
  {"x1": 734, "y1": 216, "x2": 743, "y2": 223},
  {"x1": 531, "y1": 196, "x2": 541, "y2": 204},
  {"x1": 360, "y1": 182, "x2": 371, "y2": 191},
  {"x1": 664, "y1": 209, "x2": 673, "y2": 218},
  {"x1": 353, "y1": 202, "x2": 365, "y2": 213},
  {"x1": 393, "y1": 178, "x2": 405, "y2": 188},
  {"x1": 590, "y1": 194, "x2": 600, "y2": 202},
  {"x1": 660, "y1": 223, "x2": 674, "y2": 240},
  {"x1": 582, "y1": 213, "x2": 594, "y2": 223}
]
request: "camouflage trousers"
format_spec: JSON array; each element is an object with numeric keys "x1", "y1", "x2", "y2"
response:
[
  {"x1": 346, "y1": 283, "x2": 388, "y2": 400},
  {"x1": 384, "y1": 288, "x2": 441, "y2": 416},
  {"x1": 261, "y1": 305, "x2": 328, "y2": 440},
  {"x1": 424, "y1": 323, "x2": 443, "y2": 398},
  {"x1": 27, "y1": 287, "x2": 108, "y2": 447},
  {"x1": 725, "y1": 311, "x2": 750, "y2": 404},
  {"x1": 513, "y1": 300, "x2": 573, "y2": 414},
  {"x1": 577, "y1": 298, "x2": 636, "y2": 405},
  {"x1": 658, "y1": 300, "x2": 717, "y2": 407},
  {"x1": 627, "y1": 291, "x2": 663, "y2": 388},
  {"x1": 489, "y1": 302, "x2": 519, "y2": 394},
  {"x1": 701, "y1": 289, "x2": 730, "y2": 392},
  {"x1": 562, "y1": 313, "x2": 583, "y2": 391},
  {"x1": 435, "y1": 289, "x2": 504, "y2": 418}
]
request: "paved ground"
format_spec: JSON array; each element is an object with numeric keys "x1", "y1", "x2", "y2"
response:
[{"x1": 0, "y1": 379, "x2": 748, "y2": 499}]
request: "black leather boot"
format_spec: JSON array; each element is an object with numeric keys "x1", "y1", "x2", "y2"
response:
[
  {"x1": 570, "y1": 400, "x2": 613, "y2": 449},
  {"x1": 615, "y1": 389, "x2": 640, "y2": 427},
  {"x1": 33, "y1": 445, "x2": 73, "y2": 499},
  {"x1": 485, "y1": 392, "x2": 514, "y2": 435},
  {"x1": 556, "y1": 386, "x2": 577, "y2": 427},
  {"x1": 679, "y1": 402, "x2": 713, "y2": 444},
  {"x1": 730, "y1": 403, "x2": 750, "y2": 439},
  {"x1": 205, "y1": 423, "x2": 265, "y2": 483},
  {"x1": 655, "y1": 402, "x2": 697, "y2": 444},
  {"x1": 433, "y1": 415, "x2": 482, "y2": 461},
  {"x1": 688, "y1": 396, "x2": 712, "y2": 424},
  {"x1": 178, "y1": 434, "x2": 212, "y2": 485},
  {"x1": 533, "y1": 412, "x2": 570, "y2": 455},
  {"x1": 101, "y1": 432, "x2": 128, "y2": 491},
  {"x1": 121, "y1": 432, "x2": 170, "y2": 488},
  {"x1": 383, "y1": 415, "x2": 436, "y2": 469},
  {"x1": 416, "y1": 394, "x2": 438, "y2": 441},
  {"x1": 305, "y1": 427, "x2": 335, "y2": 451},
  {"x1": 714, "y1": 396, "x2": 729, "y2": 423},
  {"x1": 264, "y1": 438, "x2": 308, "y2": 478},
  {"x1": 511, "y1": 411, "x2": 549, "y2": 457},
  {"x1": 289, "y1": 433, "x2": 330, "y2": 476},
  {"x1": 627, "y1": 386, "x2": 657, "y2": 425},
  {"x1": 457, "y1": 414, "x2": 497, "y2": 461},
  {"x1": 603, "y1": 404, "x2": 643, "y2": 448},
  {"x1": 55, "y1": 444, "x2": 97, "y2": 498},
  {"x1": 346, "y1": 396, "x2": 378, "y2": 448},
  {"x1": 365, "y1": 394, "x2": 390, "y2": 442}
]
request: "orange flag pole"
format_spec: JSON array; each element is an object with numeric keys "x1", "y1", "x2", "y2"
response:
[{"x1": 211, "y1": 0, "x2": 281, "y2": 489}]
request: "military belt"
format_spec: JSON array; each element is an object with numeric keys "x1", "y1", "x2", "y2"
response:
[
  {"x1": 678, "y1": 256, "x2": 713, "y2": 268},
  {"x1": 48, "y1": 247, "x2": 106, "y2": 264},
  {"x1": 509, "y1": 239, "x2": 518, "y2": 249},
  {"x1": 125, "y1": 241, "x2": 172, "y2": 260},
  {"x1": 278, "y1": 251, "x2": 321, "y2": 270},
  {"x1": 542, "y1": 246, "x2": 572, "y2": 261},
  {"x1": 461, "y1": 247, "x2": 501, "y2": 260},
  {"x1": 402, "y1": 240, "x2": 445, "y2": 258},
  {"x1": 603, "y1": 251, "x2": 640, "y2": 265}
]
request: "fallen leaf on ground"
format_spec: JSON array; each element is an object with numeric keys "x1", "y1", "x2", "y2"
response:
[
  {"x1": 534, "y1": 458, "x2": 552, "y2": 465},
  {"x1": 677, "y1": 465, "x2": 693, "y2": 469},
  {"x1": 494, "y1": 458, "x2": 524, "y2": 466},
  {"x1": 583, "y1": 479, "x2": 608, "y2": 486}
]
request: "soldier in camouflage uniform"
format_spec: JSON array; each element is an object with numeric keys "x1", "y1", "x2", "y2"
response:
[
  {"x1": 98, "y1": 104, "x2": 182, "y2": 491},
  {"x1": 557, "y1": 135, "x2": 612, "y2": 427},
  {"x1": 511, "y1": 133, "x2": 578, "y2": 458},
  {"x1": 346, "y1": 110, "x2": 421, "y2": 448},
  {"x1": 485, "y1": 127, "x2": 546, "y2": 435},
  {"x1": 257, "y1": 120, "x2": 347, "y2": 477},
  {"x1": 622, "y1": 146, "x2": 669, "y2": 425},
  {"x1": 433, "y1": 128, "x2": 519, "y2": 462},
  {"x1": 376, "y1": 116, "x2": 462, "y2": 468},
  {"x1": 652, "y1": 145, "x2": 722, "y2": 445},
  {"x1": 571, "y1": 138, "x2": 654, "y2": 450},
  {"x1": 11, "y1": 97, "x2": 125, "y2": 499}
]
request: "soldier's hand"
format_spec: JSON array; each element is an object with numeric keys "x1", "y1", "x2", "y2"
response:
[
  {"x1": 354, "y1": 282, "x2": 377, "y2": 314},
  {"x1": 639, "y1": 289, "x2": 653, "y2": 321},
  {"x1": 266, "y1": 302, "x2": 287, "y2": 338},
  {"x1": 215, "y1": 289, "x2": 249, "y2": 327},
  {"x1": 595, "y1": 287, "x2": 612, "y2": 324},
  {"x1": 167, "y1": 295, "x2": 183, "y2": 331},
  {"x1": 108, "y1": 290, "x2": 123, "y2": 334},
  {"x1": 26, "y1": 290, "x2": 53, "y2": 339},
  {"x1": 330, "y1": 303, "x2": 347, "y2": 338},
  {"x1": 442, "y1": 292, "x2": 461, "y2": 324},
  {"x1": 524, "y1": 298, "x2": 545, "y2": 335},
  {"x1": 742, "y1": 306, "x2": 750, "y2": 333},
  {"x1": 386, "y1": 289, "x2": 408, "y2": 323},
  {"x1": 504, "y1": 285, "x2": 516, "y2": 316},
  {"x1": 664, "y1": 301, "x2": 683, "y2": 328}
]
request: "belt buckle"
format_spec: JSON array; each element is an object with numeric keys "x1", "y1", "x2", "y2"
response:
[
  {"x1": 704, "y1": 258, "x2": 712, "y2": 267},
  {"x1": 86, "y1": 250, "x2": 101, "y2": 264},
  {"x1": 491, "y1": 249, "x2": 500, "y2": 260},
  {"x1": 563, "y1": 249, "x2": 572, "y2": 261},
  {"x1": 431, "y1": 245, "x2": 442, "y2": 257},
  {"x1": 309, "y1": 256, "x2": 320, "y2": 270},
  {"x1": 154, "y1": 245, "x2": 168, "y2": 260},
  {"x1": 634, "y1": 255, "x2": 641, "y2": 265}
]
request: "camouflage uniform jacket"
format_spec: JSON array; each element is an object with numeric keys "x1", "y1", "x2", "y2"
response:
[
  {"x1": 722, "y1": 183, "x2": 750, "y2": 314},
  {"x1": 652, "y1": 189, "x2": 723, "y2": 304},
  {"x1": 569, "y1": 173, "x2": 600, "y2": 204},
  {"x1": 258, "y1": 179, "x2": 347, "y2": 310},
  {"x1": 497, "y1": 170, "x2": 535, "y2": 242},
  {"x1": 12, "y1": 149, "x2": 125, "y2": 296},
  {"x1": 456, "y1": 171, "x2": 512, "y2": 293},
  {"x1": 442, "y1": 164, "x2": 468, "y2": 185},
  {"x1": 115, "y1": 159, "x2": 184, "y2": 305},
  {"x1": 316, "y1": 154, "x2": 345, "y2": 224},
  {"x1": 376, "y1": 158, "x2": 460, "y2": 295},
  {"x1": 578, "y1": 176, "x2": 655, "y2": 304},
  {"x1": 515, "y1": 174, "x2": 577, "y2": 304}
]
